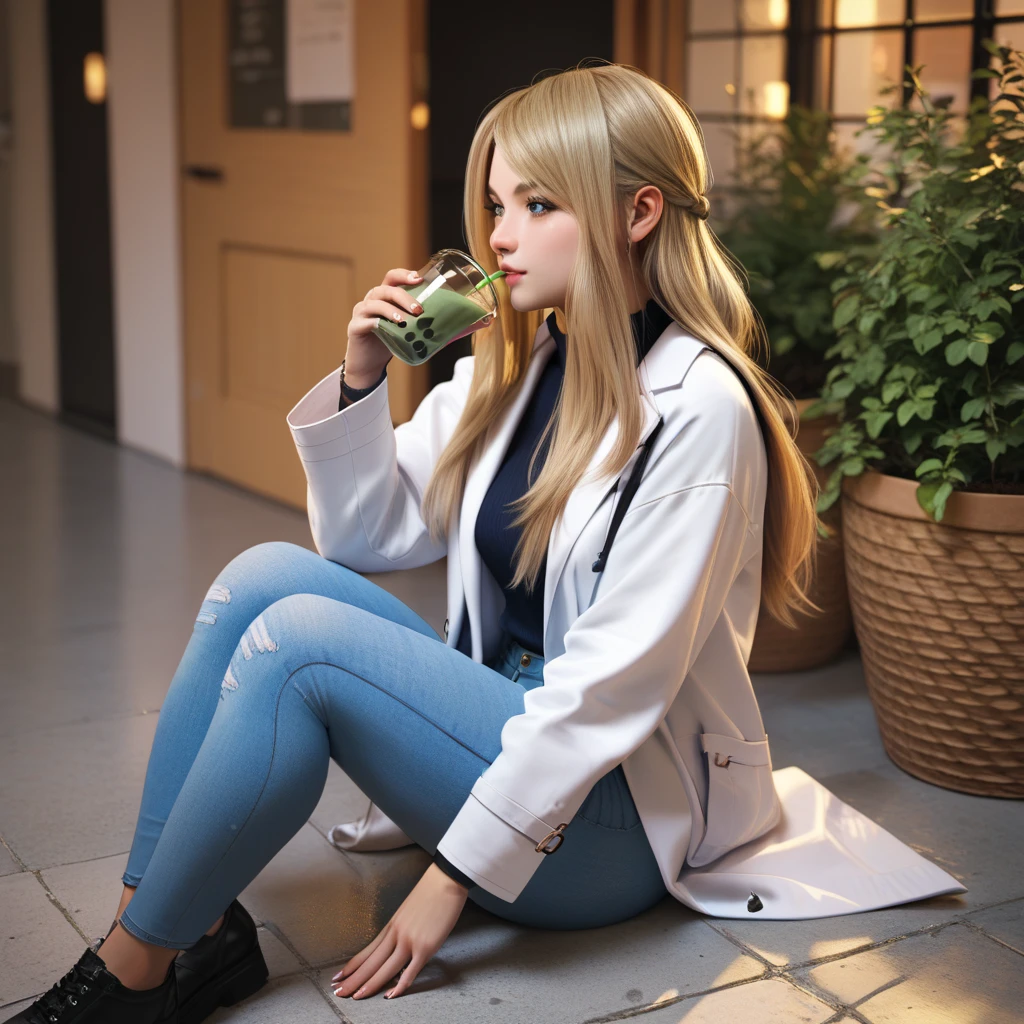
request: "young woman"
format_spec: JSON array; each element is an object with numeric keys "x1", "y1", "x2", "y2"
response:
[{"x1": 10, "y1": 62, "x2": 963, "y2": 1024}]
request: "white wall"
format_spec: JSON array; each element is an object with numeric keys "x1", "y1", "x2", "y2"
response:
[
  {"x1": 105, "y1": 0, "x2": 184, "y2": 467},
  {"x1": 9, "y1": 0, "x2": 58, "y2": 412}
]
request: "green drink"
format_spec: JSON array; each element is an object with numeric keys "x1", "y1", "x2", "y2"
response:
[{"x1": 371, "y1": 249, "x2": 504, "y2": 366}]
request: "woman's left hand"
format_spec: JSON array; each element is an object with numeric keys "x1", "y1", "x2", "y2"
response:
[{"x1": 332, "y1": 862, "x2": 470, "y2": 1001}]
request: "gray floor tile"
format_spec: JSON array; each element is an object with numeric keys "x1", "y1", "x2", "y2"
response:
[
  {"x1": 314, "y1": 901, "x2": 762, "y2": 1023},
  {"x1": 967, "y1": 898, "x2": 1024, "y2": 956},
  {"x1": 206, "y1": 974, "x2": 340, "y2": 1022},
  {"x1": 0, "y1": 873, "x2": 86, "y2": 1006},
  {"x1": 752, "y1": 652, "x2": 892, "y2": 780},
  {"x1": 0, "y1": 997, "x2": 36, "y2": 1019},
  {"x1": 41, "y1": 853, "x2": 128, "y2": 943},
  {"x1": 239, "y1": 822, "x2": 432, "y2": 967},
  {"x1": 633, "y1": 977, "x2": 834, "y2": 1024},
  {"x1": 255, "y1": 928, "x2": 304, "y2": 981},
  {"x1": 0, "y1": 844, "x2": 21, "y2": 877},
  {"x1": 0, "y1": 712, "x2": 157, "y2": 870},
  {"x1": 796, "y1": 924, "x2": 1024, "y2": 1024}
]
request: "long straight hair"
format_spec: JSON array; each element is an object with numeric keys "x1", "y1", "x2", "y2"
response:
[{"x1": 420, "y1": 63, "x2": 819, "y2": 628}]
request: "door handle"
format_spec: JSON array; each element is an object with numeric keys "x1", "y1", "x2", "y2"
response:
[{"x1": 184, "y1": 164, "x2": 224, "y2": 182}]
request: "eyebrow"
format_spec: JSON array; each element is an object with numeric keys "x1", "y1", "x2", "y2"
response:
[{"x1": 486, "y1": 182, "x2": 535, "y2": 199}]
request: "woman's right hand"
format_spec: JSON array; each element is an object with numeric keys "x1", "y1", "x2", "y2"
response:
[{"x1": 344, "y1": 268, "x2": 426, "y2": 388}]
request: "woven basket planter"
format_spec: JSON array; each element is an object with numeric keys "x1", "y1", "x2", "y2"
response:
[
  {"x1": 842, "y1": 471, "x2": 1024, "y2": 798},
  {"x1": 748, "y1": 399, "x2": 854, "y2": 673}
]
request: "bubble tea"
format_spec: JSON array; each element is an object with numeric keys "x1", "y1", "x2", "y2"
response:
[{"x1": 371, "y1": 249, "x2": 505, "y2": 365}]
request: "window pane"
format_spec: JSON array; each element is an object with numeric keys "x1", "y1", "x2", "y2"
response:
[
  {"x1": 815, "y1": 33, "x2": 834, "y2": 108},
  {"x1": 741, "y1": 0, "x2": 789, "y2": 30},
  {"x1": 739, "y1": 34, "x2": 788, "y2": 116},
  {"x1": 832, "y1": 29, "x2": 904, "y2": 116},
  {"x1": 818, "y1": 0, "x2": 834, "y2": 29},
  {"x1": 835, "y1": 0, "x2": 904, "y2": 28},
  {"x1": 994, "y1": 0, "x2": 1024, "y2": 13},
  {"x1": 992, "y1": 24, "x2": 1024, "y2": 104},
  {"x1": 686, "y1": 39, "x2": 738, "y2": 114},
  {"x1": 700, "y1": 120, "x2": 740, "y2": 187},
  {"x1": 914, "y1": 27, "x2": 972, "y2": 113},
  {"x1": 690, "y1": 0, "x2": 737, "y2": 33},
  {"x1": 914, "y1": 0, "x2": 973, "y2": 22}
]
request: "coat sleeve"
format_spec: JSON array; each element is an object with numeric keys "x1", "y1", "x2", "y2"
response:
[
  {"x1": 286, "y1": 355, "x2": 475, "y2": 572},
  {"x1": 435, "y1": 478, "x2": 758, "y2": 902}
]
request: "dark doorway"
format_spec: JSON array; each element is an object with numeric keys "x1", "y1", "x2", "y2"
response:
[
  {"x1": 47, "y1": 0, "x2": 117, "y2": 439},
  {"x1": 427, "y1": 1, "x2": 615, "y2": 389}
]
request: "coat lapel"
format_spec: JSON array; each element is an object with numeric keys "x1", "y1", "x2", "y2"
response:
[
  {"x1": 456, "y1": 317, "x2": 711, "y2": 662},
  {"x1": 541, "y1": 320, "x2": 711, "y2": 636}
]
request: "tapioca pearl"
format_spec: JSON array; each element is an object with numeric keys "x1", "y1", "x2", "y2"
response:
[
  {"x1": 404, "y1": 332, "x2": 417, "y2": 342},
  {"x1": 416, "y1": 317, "x2": 434, "y2": 329},
  {"x1": 412, "y1": 341, "x2": 428, "y2": 355},
  {"x1": 423, "y1": 329, "x2": 434, "y2": 339}
]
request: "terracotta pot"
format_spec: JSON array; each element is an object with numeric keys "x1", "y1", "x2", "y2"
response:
[
  {"x1": 748, "y1": 398, "x2": 854, "y2": 673},
  {"x1": 842, "y1": 470, "x2": 1024, "y2": 798}
]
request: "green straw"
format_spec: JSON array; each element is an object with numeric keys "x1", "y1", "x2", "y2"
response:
[{"x1": 474, "y1": 269, "x2": 506, "y2": 292}]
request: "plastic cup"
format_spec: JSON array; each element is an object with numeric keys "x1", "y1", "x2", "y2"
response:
[{"x1": 371, "y1": 249, "x2": 505, "y2": 365}]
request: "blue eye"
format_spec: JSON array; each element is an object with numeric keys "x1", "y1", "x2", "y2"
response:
[{"x1": 484, "y1": 197, "x2": 554, "y2": 218}]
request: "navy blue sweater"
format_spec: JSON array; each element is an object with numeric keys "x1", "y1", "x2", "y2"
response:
[{"x1": 338, "y1": 299, "x2": 673, "y2": 890}]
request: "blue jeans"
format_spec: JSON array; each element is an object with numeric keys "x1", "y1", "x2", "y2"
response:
[{"x1": 119, "y1": 542, "x2": 666, "y2": 948}]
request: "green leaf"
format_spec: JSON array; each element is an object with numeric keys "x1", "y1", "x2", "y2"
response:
[
  {"x1": 915, "y1": 458, "x2": 944, "y2": 477},
  {"x1": 897, "y1": 399, "x2": 918, "y2": 426},
  {"x1": 972, "y1": 321, "x2": 1005, "y2": 343},
  {"x1": 945, "y1": 339, "x2": 970, "y2": 365},
  {"x1": 967, "y1": 340, "x2": 990, "y2": 365},
  {"x1": 913, "y1": 329, "x2": 944, "y2": 355},
  {"x1": 882, "y1": 380, "x2": 906, "y2": 404},
  {"x1": 1007, "y1": 341, "x2": 1024, "y2": 365},
  {"x1": 916, "y1": 480, "x2": 954, "y2": 521},
  {"x1": 961, "y1": 397, "x2": 987, "y2": 422},
  {"x1": 833, "y1": 295, "x2": 860, "y2": 329},
  {"x1": 986, "y1": 438, "x2": 1007, "y2": 461}
]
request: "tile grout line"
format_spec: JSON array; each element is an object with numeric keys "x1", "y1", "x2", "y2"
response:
[
  {"x1": 259, "y1": 919, "x2": 352, "y2": 1022},
  {"x1": 960, "y1": 917, "x2": 1024, "y2": 959}
]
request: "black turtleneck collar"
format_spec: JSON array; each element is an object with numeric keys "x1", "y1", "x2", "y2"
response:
[{"x1": 545, "y1": 299, "x2": 673, "y2": 371}]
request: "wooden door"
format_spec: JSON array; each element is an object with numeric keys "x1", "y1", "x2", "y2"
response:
[{"x1": 179, "y1": 0, "x2": 429, "y2": 509}]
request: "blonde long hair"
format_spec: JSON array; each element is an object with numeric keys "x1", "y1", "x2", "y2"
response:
[{"x1": 420, "y1": 62, "x2": 820, "y2": 629}]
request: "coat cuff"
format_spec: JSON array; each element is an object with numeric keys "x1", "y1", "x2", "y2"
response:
[
  {"x1": 287, "y1": 363, "x2": 391, "y2": 458},
  {"x1": 435, "y1": 781, "x2": 567, "y2": 902},
  {"x1": 432, "y1": 851, "x2": 475, "y2": 890}
]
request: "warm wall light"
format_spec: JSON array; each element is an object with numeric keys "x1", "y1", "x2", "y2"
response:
[
  {"x1": 84, "y1": 52, "x2": 106, "y2": 104},
  {"x1": 410, "y1": 101, "x2": 430, "y2": 130},
  {"x1": 764, "y1": 80, "x2": 790, "y2": 118},
  {"x1": 768, "y1": 0, "x2": 788, "y2": 27}
]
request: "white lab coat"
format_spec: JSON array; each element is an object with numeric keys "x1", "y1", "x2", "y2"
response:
[{"x1": 286, "y1": 317, "x2": 965, "y2": 919}]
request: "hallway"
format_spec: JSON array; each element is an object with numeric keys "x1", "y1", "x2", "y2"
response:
[{"x1": 1, "y1": 396, "x2": 1022, "y2": 1023}]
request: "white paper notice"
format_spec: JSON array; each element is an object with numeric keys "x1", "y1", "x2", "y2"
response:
[{"x1": 286, "y1": 0, "x2": 355, "y2": 103}]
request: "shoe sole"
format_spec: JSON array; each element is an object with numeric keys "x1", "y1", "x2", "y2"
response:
[{"x1": 178, "y1": 944, "x2": 269, "y2": 1024}]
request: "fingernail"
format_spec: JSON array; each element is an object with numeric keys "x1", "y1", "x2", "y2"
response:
[
  {"x1": 408, "y1": 272, "x2": 417, "y2": 279},
  {"x1": 355, "y1": 987, "x2": 366, "y2": 998},
  {"x1": 385, "y1": 989, "x2": 394, "y2": 998}
]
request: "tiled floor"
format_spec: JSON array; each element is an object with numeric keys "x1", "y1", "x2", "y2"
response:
[{"x1": 1, "y1": 396, "x2": 1022, "y2": 1024}]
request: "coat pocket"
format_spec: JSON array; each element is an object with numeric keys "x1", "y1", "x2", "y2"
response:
[{"x1": 688, "y1": 732, "x2": 781, "y2": 868}]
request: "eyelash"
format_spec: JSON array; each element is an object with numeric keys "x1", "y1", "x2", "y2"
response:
[{"x1": 484, "y1": 197, "x2": 554, "y2": 218}]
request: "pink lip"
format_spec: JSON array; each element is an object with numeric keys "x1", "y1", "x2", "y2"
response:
[{"x1": 505, "y1": 272, "x2": 525, "y2": 285}]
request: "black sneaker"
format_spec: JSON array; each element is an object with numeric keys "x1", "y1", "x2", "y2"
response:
[
  {"x1": 4, "y1": 946, "x2": 177, "y2": 1022},
  {"x1": 173, "y1": 901, "x2": 268, "y2": 1024}
]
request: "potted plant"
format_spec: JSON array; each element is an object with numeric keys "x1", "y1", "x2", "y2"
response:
[
  {"x1": 809, "y1": 42, "x2": 1024, "y2": 798},
  {"x1": 715, "y1": 106, "x2": 877, "y2": 671}
]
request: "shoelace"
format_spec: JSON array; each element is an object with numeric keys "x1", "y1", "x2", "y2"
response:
[{"x1": 31, "y1": 961, "x2": 98, "y2": 1022}]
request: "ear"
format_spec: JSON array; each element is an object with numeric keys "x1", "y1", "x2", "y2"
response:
[{"x1": 628, "y1": 185, "x2": 664, "y2": 245}]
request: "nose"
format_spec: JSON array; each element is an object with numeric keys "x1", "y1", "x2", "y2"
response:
[{"x1": 489, "y1": 219, "x2": 516, "y2": 258}]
